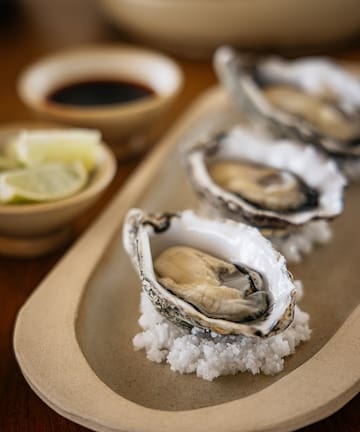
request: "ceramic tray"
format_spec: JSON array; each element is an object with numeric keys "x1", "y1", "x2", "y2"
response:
[{"x1": 14, "y1": 87, "x2": 360, "y2": 432}]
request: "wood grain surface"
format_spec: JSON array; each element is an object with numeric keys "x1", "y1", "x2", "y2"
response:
[{"x1": 0, "y1": 0, "x2": 359, "y2": 430}]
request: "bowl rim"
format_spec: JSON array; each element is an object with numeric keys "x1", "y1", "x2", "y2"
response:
[
  {"x1": 0, "y1": 135, "x2": 117, "y2": 216},
  {"x1": 17, "y1": 43, "x2": 184, "y2": 120}
]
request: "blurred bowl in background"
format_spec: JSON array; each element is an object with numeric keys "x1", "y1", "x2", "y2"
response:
[
  {"x1": 17, "y1": 45, "x2": 183, "y2": 159},
  {"x1": 98, "y1": 0, "x2": 360, "y2": 58}
]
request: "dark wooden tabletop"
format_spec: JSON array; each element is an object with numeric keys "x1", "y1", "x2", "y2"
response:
[{"x1": 0, "y1": 0, "x2": 359, "y2": 430}]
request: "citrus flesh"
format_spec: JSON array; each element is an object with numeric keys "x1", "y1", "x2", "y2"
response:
[
  {"x1": 7, "y1": 129, "x2": 102, "y2": 171},
  {"x1": 0, "y1": 161, "x2": 88, "y2": 203}
]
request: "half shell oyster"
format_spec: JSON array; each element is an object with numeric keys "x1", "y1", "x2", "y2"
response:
[
  {"x1": 185, "y1": 126, "x2": 346, "y2": 231},
  {"x1": 123, "y1": 209, "x2": 296, "y2": 338},
  {"x1": 214, "y1": 46, "x2": 360, "y2": 180}
]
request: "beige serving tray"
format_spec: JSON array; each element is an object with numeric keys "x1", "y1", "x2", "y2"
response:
[{"x1": 14, "y1": 87, "x2": 360, "y2": 432}]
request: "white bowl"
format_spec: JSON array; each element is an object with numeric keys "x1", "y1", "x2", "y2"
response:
[
  {"x1": 17, "y1": 45, "x2": 183, "y2": 158},
  {"x1": 99, "y1": 0, "x2": 360, "y2": 57}
]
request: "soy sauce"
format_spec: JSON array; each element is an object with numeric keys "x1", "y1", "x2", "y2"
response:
[{"x1": 47, "y1": 79, "x2": 155, "y2": 107}]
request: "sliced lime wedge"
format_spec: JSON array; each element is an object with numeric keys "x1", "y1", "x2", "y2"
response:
[
  {"x1": 0, "y1": 162, "x2": 88, "y2": 203},
  {"x1": 7, "y1": 129, "x2": 103, "y2": 171}
]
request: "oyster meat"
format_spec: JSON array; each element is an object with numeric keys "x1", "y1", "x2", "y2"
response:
[
  {"x1": 209, "y1": 160, "x2": 318, "y2": 213},
  {"x1": 154, "y1": 246, "x2": 268, "y2": 322},
  {"x1": 214, "y1": 46, "x2": 360, "y2": 179},
  {"x1": 263, "y1": 85, "x2": 359, "y2": 142},
  {"x1": 123, "y1": 209, "x2": 296, "y2": 337}
]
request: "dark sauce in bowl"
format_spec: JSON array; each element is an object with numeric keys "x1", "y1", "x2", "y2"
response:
[{"x1": 47, "y1": 79, "x2": 155, "y2": 107}]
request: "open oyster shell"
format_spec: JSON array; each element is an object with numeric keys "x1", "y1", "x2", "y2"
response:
[
  {"x1": 214, "y1": 46, "x2": 360, "y2": 180},
  {"x1": 185, "y1": 126, "x2": 346, "y2": 231},
  {"x1": 123, "y1": 209, "x2": 296, "y2": 338}
]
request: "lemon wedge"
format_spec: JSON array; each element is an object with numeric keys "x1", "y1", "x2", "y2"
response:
[
  {"x1": 0, "y1": 162, "x2": 88, "y2": 203},
  {"x1": 7, "y1": 129, "x2": 103, "y2": 171}
]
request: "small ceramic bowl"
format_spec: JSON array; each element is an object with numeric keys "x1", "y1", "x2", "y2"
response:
[
  {"x1": 17, "y1": 45, "x2": 183, "y2": 159},
  {"x1": 0, "y1": 123, "x2": 116, "y2": 257}
]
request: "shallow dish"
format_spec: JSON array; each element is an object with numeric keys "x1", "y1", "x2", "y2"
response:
[
  {"x1": 14, "y1": 88, "x2": 360, "y2": 431},
  {"x1": 99, "y1": 0, "x2": 360, "y2": 57},
  {"x1": 17, "y1": 44, "x2": 183, "y2": 159},
  {"x1": 0, "y1": 123, "x2": 116, "y2": 257}
]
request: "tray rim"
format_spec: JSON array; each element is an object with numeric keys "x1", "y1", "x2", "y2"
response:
[{"x1": 13, "y1": 86, "x2": 360, "y2": 432}]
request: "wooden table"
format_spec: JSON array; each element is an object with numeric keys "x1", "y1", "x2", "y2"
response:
[{"x1": 0, "y1": 0, "x2": 359, "y2": 430}]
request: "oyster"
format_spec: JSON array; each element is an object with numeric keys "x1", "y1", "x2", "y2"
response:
[
  {"x1": 123, "y1": 209, "x2": 296, "y2": 337},
  {"x1": 214, "y1": 46, "x2": 360, "y2": 180},
  {"x1": 185, "y1": 126, "x2": 346, "y2": 231}
]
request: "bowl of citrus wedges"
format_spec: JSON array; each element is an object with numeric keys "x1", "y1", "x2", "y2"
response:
[{"x1": 0, "y1": 126, "x2": 116, "y2": 257}]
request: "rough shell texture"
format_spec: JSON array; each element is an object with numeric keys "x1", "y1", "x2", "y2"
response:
[
  {"x1": 214, "y1": 46, "x2": 360, "y2": 180},
  {"x1": 123, "y1": 208, "x2": 296, "y2": 338},
  {"x1": 185, "y1": 126, "x2": 346, "y2": 229}
]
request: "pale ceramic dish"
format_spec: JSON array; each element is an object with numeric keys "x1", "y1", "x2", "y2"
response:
[
  {"x1": 99, "y1": 0, "x2": 360, "y2": 57},
  {"x1": 17, "y1": 45, "x2": 183, "y2": 158},
  {"x1": 0, "y1": 123, "x2": 116, "y2": 257},
  {"x1": 14, "y1": 88, "x2": 360, "y2": 431}
]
